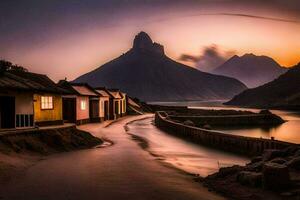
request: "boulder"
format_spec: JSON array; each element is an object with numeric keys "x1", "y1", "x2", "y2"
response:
[
  {"x1": 251, "y1": 156, "x2": 262, "y2": 163},
  {"x1": 203, "y1": 124, "x2": 212, "y2": 130},
  {"x1": 282, "y1": 146, "x2": 300, "y2": 157},
  {"x1": 260, "y1": 109, "x2": 272, "y2": 115},
  {"x1": 212, "y1": 165, "x2": 244, "y2": 178},
  {"x1": 263, "y1": 162, "x2": 290, "y2": 190},
  {"x1": 183, "y1": 120, "x2": 195, "y2": 126},
  {"x1": 246, "y1": 161, "x2": 264, "y2": 172},
  {"x1": 237, "y1": 171, "x2": 262, "y2": 187},
  {"x1": 262, "y1": 149, "x2": 284, "y2": 161},
  {"x1": 294, "y1": 149, "x2": 300, "y2": 157},
  {"x1": 270, "y1": 157, "x2": 287, "y2": 165},
  {"x1": 287, "y1": 156, "x2": 300, "y2": 170}
]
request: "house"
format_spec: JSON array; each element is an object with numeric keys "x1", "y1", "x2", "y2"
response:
[
  {"x1": 0, "y1": 70, "x2": 66, "y2": 129},
  {"x1": 107, "y1": 89, "x2": 123, "y2": 120},
  {"x1": 120, "y1": 92, "x2": 127, "y2": 117},
  {"x1": 58, "y1": 81, "x2": 100, "y2": 125},
  {"x1": 94, "y1": 87, "x2": 112, "y2": 121}
]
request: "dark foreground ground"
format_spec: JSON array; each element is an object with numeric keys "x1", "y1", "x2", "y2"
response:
[{"x1": 0, "y1": 115, "x2": 224, "y2": 200}]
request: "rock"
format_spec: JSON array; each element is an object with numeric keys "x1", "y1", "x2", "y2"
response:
[
  {"x1": 260, "y1": 109, "x2": 272, "y2": 115},
  {"x1": 237, "y1": 171, "x2": 262, "y2": 187},
  {"x1": 287, "y1": 156, "x2": 300, "y2": 170},
  {"x1": 251, "y1": 156, "x2": 262, "y2": 163},
  {"x1": 294, "y1": 149, "x2": 300, "y2": 157},
  {"x1": 203, "y1": 124, "x2": 212, "y2": 130},
  {"x1": 263, "y1": 162, "x2": 290, "y2": 190},
  {"x1": 183, "y1": 120, "x2": 195, "y2": 126},
  {"x1": 270, "y1": 157, "x2": 286, "y2": 164},
  {"x1": 217, "y1": 165, "x2": 244, "y2": 178},
  {"x1": 262, "y1": 149, "x2": 283, "y2": 161},
  {"x1": 282, "y1": 146, "x2": 300, "y2": 157},
  {"x1": 246, "y1": 161, "x2": 264, "y2": 172}
]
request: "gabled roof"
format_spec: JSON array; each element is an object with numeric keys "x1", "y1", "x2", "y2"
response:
[
  {"x1": 95, "y1": 89, "x2": 110, "y2": 97},
  {"x1": 0, "y1": 70, "x2": 67, "y2": 94},
  {"x1": 58, "y1": 81, "x2": 99, "y2": 97},
  {"x1": 94, "y1": 87, "x2": 113, "y2": 98},
  {"x1": 107, "y1": 89, "x2": 123, "y2": 99}
]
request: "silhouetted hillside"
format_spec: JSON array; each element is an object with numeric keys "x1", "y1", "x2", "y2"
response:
[
  {"x1": 225, "y1": 63, "x2": 300, "y2": 108},
  {"x1": 212, "y1": 54, "x2": 287, "y2": 88},
  {"x1": 74, "y1": 32, "x2": 247, "y2": 102}
]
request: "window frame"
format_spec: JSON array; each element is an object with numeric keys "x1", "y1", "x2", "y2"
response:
[{"x1": 41, "y1": 96, "x2": 54, "y2": 110}]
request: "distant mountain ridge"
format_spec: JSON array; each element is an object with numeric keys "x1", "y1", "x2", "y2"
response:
[
  {"x1": 212, "y1": 53, "x2": 287, "y2": 88},
  {"x1": 225, "y1": 62, "x2": 300, "y2": 108},
  {"x1": 73, "y1": 31, "x2": 247, "y2": 102}
]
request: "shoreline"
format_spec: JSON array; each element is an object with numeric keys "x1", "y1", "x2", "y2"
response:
[
  {"x1": 0, "y1": 126, "x2": 103, "y2": 184},
  {"x1": 0, "y1": 114, "x2": 225, "y2": 200}
]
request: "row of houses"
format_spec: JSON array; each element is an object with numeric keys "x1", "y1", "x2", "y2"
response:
[{"x1": 0, "y1": 69, "x2": 127, "y2": 130}]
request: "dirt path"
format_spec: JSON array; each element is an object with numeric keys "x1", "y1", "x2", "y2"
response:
[{"x1": 0, "y1": 114, "x2": 225, "y2": 200}]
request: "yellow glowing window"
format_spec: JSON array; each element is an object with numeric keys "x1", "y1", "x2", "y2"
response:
[
  {"x1": 81, "y1": 100, "x2": 86, "y2": 110},
  {"x1": 41, "y1": 96, "x2": 53, "y2": 109}
]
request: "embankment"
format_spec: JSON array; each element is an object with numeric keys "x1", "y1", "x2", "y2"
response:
[
  {"x1": 169, "y1": 114, "x2": 284, "y2": 127},
  {"x1": 155, "y1": 111, "x2": 294, "y2": 156},
  {"x1": 0, "y1": 126, "x2": 102, "y2": 154},
  {"x1": 0, "y1": 126, "x2": 102, "y2": 182}
]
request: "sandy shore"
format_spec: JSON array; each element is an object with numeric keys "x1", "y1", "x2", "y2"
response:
[{"x1": 0, "y1": 114, "x2": 225, "y2": 200}]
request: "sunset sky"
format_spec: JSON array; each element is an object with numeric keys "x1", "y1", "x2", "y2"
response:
[{"x1": 0, "y1": 0, "x2": 299, "y2": 81}]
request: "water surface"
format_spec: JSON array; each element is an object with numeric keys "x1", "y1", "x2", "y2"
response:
[
  {"x1": 127, "y1": 118, "x2": 248, "y2": 177},
  {"x1": 150, "y1": 101, "x2": 300, "y2": 144}
]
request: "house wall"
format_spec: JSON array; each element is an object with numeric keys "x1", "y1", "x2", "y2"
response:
[
  {"x1": 114, "y1": 99, "x2": 121, "y2": 115},
  {"x1": 0, "y1": 91, "x2": 34, "y2": 129},
  {"x1": 99, "y1": 97, "x2": 109, "y2": 118},
  {"x1": 33, "y1": 93, "x2": 63, "y2": 125},
  {"x1": 76, "y1": 96, "x2": 89, "y2": 121},
  {"x1": 0, "y1": 92, "x2": 34, "y2": 115},
  {"x1": 15, "y1": 93, "x2": 34, "y2": 115},
  {"x1": 121, "y1": 94, "x2": 126, "y2": 115}
]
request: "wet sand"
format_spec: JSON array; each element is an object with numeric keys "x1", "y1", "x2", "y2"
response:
[{"x1": 0, "y1": 114, "x2": 225, "y2": 200}]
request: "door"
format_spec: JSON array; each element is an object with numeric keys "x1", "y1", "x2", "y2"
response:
[
  {"x1": 89, "y1": 100, "x2": 99, "y2": 119},
  {"x1": 62, "y1": 98, "x2": 76, "y2": 123},
  {"x1": 104, "y1": 101, "x2": 109, "y2": 120},
  {"x1": 0, "y1": 96, "x2": 15, "y2": 129},
  {"x1": 114, "y1": 101, "x2": 119, "y2": 115}
]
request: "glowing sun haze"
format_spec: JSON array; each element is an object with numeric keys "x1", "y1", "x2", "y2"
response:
[{"x1": 0, "y1": 0, "x2": 299, "y2": 81}]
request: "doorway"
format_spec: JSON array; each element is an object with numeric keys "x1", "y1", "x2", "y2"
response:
[
  {"x1": 0, "y1": 96, "x2": 15, "y2": 129},
  {"x1": 62, "y1": 98, "x2": 76, "y2": 123},
  {"x1": 104, "y1": 101, "x2": 109, "y2": 120}
]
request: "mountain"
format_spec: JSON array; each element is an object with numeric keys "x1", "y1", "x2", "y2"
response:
[
  {"x1": 73, "y1": 32, "x2": 247, "y2": 102},
  {"x1": 212, "y1": 54, "x2": 287, "y2": 88},
  {"x1": 225, "y1": 63, "x2": 300, "y2": 108}
]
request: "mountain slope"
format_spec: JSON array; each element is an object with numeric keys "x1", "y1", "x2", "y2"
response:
[
  {"x1": 74, "y1": 32, "x2": 247, "y2": 102},
  {"x1": 225, "y1": 63, "x2": 300, "y2": 108},
  {"x1": 212, "y1": 54, "x2": 287, "y2": 88}
]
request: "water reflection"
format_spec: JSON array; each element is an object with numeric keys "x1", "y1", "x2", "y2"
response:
[
  {"x1": 127, "y1": 118, "x2": 248, "y2": 177},
  {"x1": 149, "y1": 101, "x2": 300, "y2": 144}
]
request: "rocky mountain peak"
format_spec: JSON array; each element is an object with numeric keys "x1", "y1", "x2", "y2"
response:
[{"x1": 133, "y1": 31, "x2": 164, "y2": 55}]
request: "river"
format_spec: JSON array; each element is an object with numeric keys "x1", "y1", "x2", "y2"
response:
[
  {"x1": 127, "y1": 117, "x2": 248, "y2": 177},
  {"x1": 150, "y1": 101, "x2": 300, "y2": 144}
]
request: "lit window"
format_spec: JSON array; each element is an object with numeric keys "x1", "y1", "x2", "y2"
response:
[
  {"x1": 41, "y1": 96, "x2": 53, "y2": 109},
  {"x1": 81, "y1": 100, "x2": 86, "y2": 110}
]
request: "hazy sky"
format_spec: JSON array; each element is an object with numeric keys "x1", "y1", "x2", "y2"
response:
[{"x1": 0, "y1": 0, "x2": 299, "y2": 81}]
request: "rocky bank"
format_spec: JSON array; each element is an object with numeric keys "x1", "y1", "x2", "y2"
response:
[{"x1": 202, "y1": 146, "x2": 300, "y2": 200}]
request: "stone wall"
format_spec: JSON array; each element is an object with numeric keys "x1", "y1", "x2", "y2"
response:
[
  {"x1": 155, "y1": 111, "x2": 295, "y2": 156},
  {"x1": 169, "y1": 114, "x2": 284, "y2": 126}
]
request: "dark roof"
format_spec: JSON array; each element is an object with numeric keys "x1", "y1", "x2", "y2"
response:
[
  {"x1": 94, "y1": 87, "x2": 113, "y2": 98},
  {"x1": 0, "y1": 70, "x2": 68, "y2": 94},
  {"x1": 58, "y1": 80, "x2": 100, "y2": 96}
]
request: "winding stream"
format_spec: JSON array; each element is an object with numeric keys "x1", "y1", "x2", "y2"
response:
[{"x1": 127, "y1": 117, "x2": 248, "y2": 177}]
